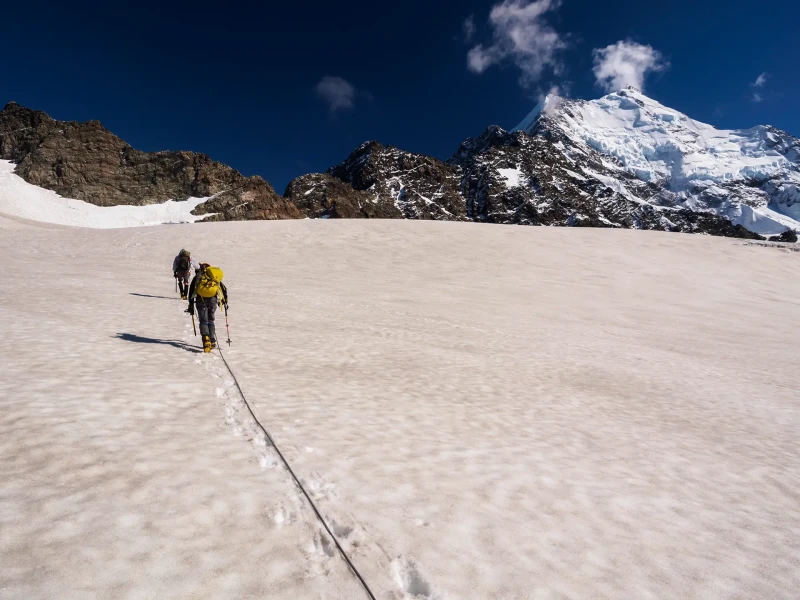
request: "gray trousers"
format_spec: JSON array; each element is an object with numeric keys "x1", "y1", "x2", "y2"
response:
[
  {"x1": 195, "y1": 296, "x2": 218, "y2": 341},
  {"x1": 176, "y1": 271, "x2": 191, "y2": 295}
]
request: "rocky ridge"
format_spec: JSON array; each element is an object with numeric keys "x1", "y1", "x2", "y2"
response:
[
  {"x1": 288, "y1": 88, "x2": 799, "y2": 240},
  {"x1": 0, "y1": 101, "x2": 300, "y2": 221},
  {"x1": 2, "y1": 93, "x2": 798, "y2": 240},
  {"x1": 286, "y1": 141, "x2": 465, "y2": 221}
]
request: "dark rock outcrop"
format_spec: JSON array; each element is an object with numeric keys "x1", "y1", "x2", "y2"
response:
[
  {"x1": 768, "y1": 229, "x2": 798, "y2": 243},
  {"x1": 285, "y1": 142, "x2": 467, "y2": 221},
  {"x1": 0, "y1": 101, "x2": 300, "y2": 221},
  {"x1": 284, "y1": 173, "x2": 388, "y2": 219}
]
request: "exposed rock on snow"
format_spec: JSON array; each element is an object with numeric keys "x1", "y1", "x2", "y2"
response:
[{"x1": 769, "y1": 228, "x2": 799, "y2": 243}]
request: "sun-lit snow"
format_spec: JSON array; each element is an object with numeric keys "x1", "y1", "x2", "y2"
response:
[
  {"x1": 497, "y1": 167, "x2": 524, "y2": 188},
  {"x1": 725, "y1": 203, "x2": 800, "y2": 235},
  {"x1": 555, "y1": 88, "x2": 792, "y2": 187},
  {"x1": 4, "y1": 217, "x2": 800, "y2": 599},
  {"x1": 512, "y1": 94, "x2": 564, "y2": 132},
  {"x1": 561, "y1": 167, "x2": 587, "y2": 181},
  {"x1": 581, "y1": 166, "x2": 647, "y2": 205},
  {"x1": 0, "y1": 160, "x2": 214, "y2": 228}
]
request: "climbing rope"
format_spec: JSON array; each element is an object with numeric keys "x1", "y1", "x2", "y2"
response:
[{"x1": 215, "y1": 346, "x2": 377, "y2": 600}]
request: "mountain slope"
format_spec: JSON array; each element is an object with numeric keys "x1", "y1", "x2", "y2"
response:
[
  {"x1": 289, "y1": 88, "x2": 799, "y2": 239},
  {"x1": 285, "y1": 141, "x2": 466, "y2": 220},
  {"x1": 0, "y1": 101, "x2": 301, "y2": 222},
  {"x1": 2, "y1": 93, "x2": 798, "y2": 239},
  {"x1": 513, "y1": 87, "x2": 800, "y2": 235}
]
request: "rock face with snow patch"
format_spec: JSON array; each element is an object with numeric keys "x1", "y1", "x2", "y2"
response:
[
  {"x1": 283, "y1": 88, "x2": 798, "y2": 238},
  {"x1": 0, "y1": 101, "x2": 300, "y2": 221},
  {"x1": 448, "y1": 118, "x2": 765, "y2": 237},
  {"x1": 285, "y1": 173, "x2": 390, "y2": 219},
  {"x1": 288, "y1": 141, "x2": 466, "y2": 221},
  {"x1": 507, "y1": 88, "x2": 800, "y2": 236}
]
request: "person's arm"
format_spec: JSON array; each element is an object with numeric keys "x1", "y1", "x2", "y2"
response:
[
  {"x1": 172, "y1": 256, "x2": 179, "y2": 275},
  {"x1": 186, "y1": 275, "x2": 199, "y2": 311}
]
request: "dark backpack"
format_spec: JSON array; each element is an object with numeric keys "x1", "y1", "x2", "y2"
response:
[{"x1": 177, "y1": 255, "x2": 189, "y2": 272}]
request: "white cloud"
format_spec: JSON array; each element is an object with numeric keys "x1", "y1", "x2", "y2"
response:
[
  {"x1": 544, "y1": 84, "x2": 562, "y2": 97},
  {"x1": 463, "y1": 15, "x2": 476, "y2": 42},
  {"x1": 540, "y1": 85, "x2": 566, "y2": 115},
  {"x1": 750, "y1": 72, "x2": 768, "y2": 103},
  {"x1": 315, "y1": 76, "x2": 356, "y2": 112},
  {"x1": 467, "y1": 46, "x2": 496, "y2": 73},
  {"x1": 466, "y1": 0, "x2": 567, "y2": 86},
  {"x1": 592, "y1": 41, "x2": 668, "y2": 93}
]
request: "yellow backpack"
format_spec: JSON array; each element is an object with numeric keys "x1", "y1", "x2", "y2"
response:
[{"x1": 196, "y1": 266, "x2": 224, "y2": 299}]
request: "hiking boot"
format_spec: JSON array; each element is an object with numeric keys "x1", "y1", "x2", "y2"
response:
[{"x1": 203, "y1": 336, "x2": 212, "y2": 353}]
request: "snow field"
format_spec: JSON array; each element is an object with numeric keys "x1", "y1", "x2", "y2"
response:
[{"x1": 2, "y1": 217, "x2": 800, "y2": 599}]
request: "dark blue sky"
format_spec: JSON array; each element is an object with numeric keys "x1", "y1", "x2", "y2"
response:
[{"x1": 1, "y1": 0, "x2": 797, "y2": 192}]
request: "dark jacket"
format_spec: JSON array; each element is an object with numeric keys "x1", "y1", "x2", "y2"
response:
[{"x1": 172, "y1": 254, "x2": 199, "y2": 275}]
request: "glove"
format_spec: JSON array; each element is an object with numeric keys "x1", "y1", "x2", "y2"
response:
[
  {"x1": 186, "y1": 304, "x2": 194, "y2": 314},
  {"x1": 173, "y1": 271, "x2": 178, "y2": 278},
  {"x1": 223, "y1": 303, "x2": 229, "y2": 311}
]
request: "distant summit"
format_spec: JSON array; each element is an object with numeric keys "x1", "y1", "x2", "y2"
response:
[{"x1": 503, "y1": 87, "x2": 800, "y2": 235}]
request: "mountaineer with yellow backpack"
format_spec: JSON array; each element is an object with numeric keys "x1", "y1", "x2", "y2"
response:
[{"x1": 186, "y1": 263, "x2": 229, "y2": 352}]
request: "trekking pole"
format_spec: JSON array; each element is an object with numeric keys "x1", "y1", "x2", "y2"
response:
[
  {"x1": 224, "y1": 305, "x2": 231, "y2": 346},
  {"x1": 190, "y1": 311, "x2": 197, "y2": 337},
  {"x1": 175, "y1": 277, "x2": 178, "y2": 294}
]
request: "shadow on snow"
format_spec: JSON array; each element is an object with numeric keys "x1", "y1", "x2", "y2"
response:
[{"x1": 114, "y1": 333, "x2": 201, "y2": 354}]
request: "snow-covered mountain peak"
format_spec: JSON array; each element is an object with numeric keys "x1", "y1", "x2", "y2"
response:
[
  {"x1": 506, "y1": 87, "x2": 800, "y2": 234},
  {"x1": 517, "y1": 87, "x2": 798, "y2": 187}
]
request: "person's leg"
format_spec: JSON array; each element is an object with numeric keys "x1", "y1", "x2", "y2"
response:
[
  {"x1": 207, "y1": 296, "x2": 219, "y2": 344},
  {"x1": 197, "y1": 299, "x2": 210, "y2": 338}
]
